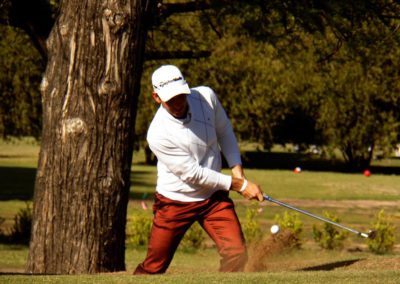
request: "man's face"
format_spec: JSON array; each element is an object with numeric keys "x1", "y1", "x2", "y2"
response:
[{"x1": 153, "y1": 93, "x2": 188, "y2": 118}]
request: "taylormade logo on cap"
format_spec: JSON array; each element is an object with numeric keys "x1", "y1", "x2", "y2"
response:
[{"x1": 152, "y1": 65, "x2": 191, "y2": 102}]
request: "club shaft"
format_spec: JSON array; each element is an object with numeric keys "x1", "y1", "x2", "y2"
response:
[{"x1": 263, "y1": 194, "x2": 363, "y2": 236}]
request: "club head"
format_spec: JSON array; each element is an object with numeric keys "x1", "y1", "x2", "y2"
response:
[
  {"x1": 359, "y1": 230, "x2": 376, "y2": 239},
  {"x1": 367, "y1": 230, "x2": 377, "y2": 239}
]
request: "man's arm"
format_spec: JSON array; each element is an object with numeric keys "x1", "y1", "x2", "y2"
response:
[
  {"x1": 231, "y1": 164, "x2": 244, "y2": 179},
  {"x1": 208, "y1": 88, "x2": 264, "y2": 202},
  {"x1": 148, "y1": 136, "x2": 232, "y2": 191}
]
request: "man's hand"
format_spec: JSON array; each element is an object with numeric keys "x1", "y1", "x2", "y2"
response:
[
  {"x1": 240, "y1": 180, "x2": 264, "y2": 201},
  {"x1": 230, "y1": 177, "x2": 264, "y2": 202}
]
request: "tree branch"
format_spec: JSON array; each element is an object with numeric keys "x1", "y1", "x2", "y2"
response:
[
  {"x1": 160, "y1": 0, "x2": 232, "y2": 18},
  {"x1": 1, "y1": 0, "x2": 55, "y2": 61},
  {"x1": 145, "y1": 50, "x2": 211, "y2": 60}
]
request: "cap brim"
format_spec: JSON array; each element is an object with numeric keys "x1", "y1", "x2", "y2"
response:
[{"x1": 157, "y1": 81, "x2": 191, "y2": 102}]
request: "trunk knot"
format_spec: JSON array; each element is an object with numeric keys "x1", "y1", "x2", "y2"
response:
[
  {"x1": 60, "y1": 24, "x2": 69, "y2": 36},
  {"x1": 98, "y1": 80, "x2": 118, "y2": 96},
  {"x1": 103, "y1": 8, "x2": 126, "y2": 34},
  {"x1": 100, "y1": 176, "x2": 113, "y2": 188},
  {"x1": 63, "y1": 118, "x2": 87, "y2": 135},
  {"x1": 40, "y1": 77, "x2": 49, "y2": 93}
]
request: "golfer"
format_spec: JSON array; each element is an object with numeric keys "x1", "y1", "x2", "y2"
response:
[{"x1": 134, "y1": 65, "x2": 264, "y2": 274}]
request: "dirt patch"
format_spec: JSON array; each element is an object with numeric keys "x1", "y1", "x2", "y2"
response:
[
  {"x1": 341, "y1": 257, "x2": 400, "y2": 270},
  {"x1": 246, "y1": 249, "x2": 400, "y2": 273},
  {"x1": 244, "y1": 227, "x2": 400, "y2": 273},
  {"x1": 245, "y1": 230, "x2": 297, "y2": 272},
  {"x1": 0, "y1": 268, "x2": 25, "y2": 274},
  {"x1": 300, "y1": 257, "x2": 400, "y2": 271}
]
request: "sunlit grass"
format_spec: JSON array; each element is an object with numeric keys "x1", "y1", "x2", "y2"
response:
[
  {"x1": 227, "y1": 169, "x2": 400, "y2": 201},
  {"x1": 1, "y1": 140, "x2": 400, "y2": 282},
  {"x1": 0, "y1": 244, "x2": 28, "y2": 270},
  {"x1": 1, "y1": 269, "x2": 400, "y2": 284},
  {"x1": 0, "y1": 138, "x2": 39, "y2": 168}
]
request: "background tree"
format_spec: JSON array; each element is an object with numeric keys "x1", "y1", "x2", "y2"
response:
[
  {"x1": 0, "y1": 0, "x2": 55, "y2": 60},
  {"x1": 140, "y1": 0, "x2": 400, "y2": 169},
  {"x1": 0, "y1": 26, "x2": 43, "y2": 138},
  {"x1": 3, "y1": 1, "x2": 399, "y2": 165},
  {"x1": 317, "y1": 23, "x2": 400, "y2": 169}
]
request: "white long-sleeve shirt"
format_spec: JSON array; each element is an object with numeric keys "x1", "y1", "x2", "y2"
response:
[{"x1": 147, "y1": 86, "x2": 242, "y2": 202}]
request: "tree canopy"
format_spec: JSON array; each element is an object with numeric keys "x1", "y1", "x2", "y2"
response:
[
  {"x1": 0, "y1": 25, "x2": 43, "y2": 138},
  {"x1": 136, "y1": 0, "x2": 400, "y2": 169},
  {"x1": 1, "y1": 0, "x2": 400, "y2": 169}
]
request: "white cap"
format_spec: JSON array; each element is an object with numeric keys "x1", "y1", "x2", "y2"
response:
[{"x1": 151, "y1": 65, "x2": 191, "y2": 102}]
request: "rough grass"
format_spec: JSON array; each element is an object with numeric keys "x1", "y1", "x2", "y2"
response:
[
  {"x1": 1, "y1": 270, "x2": 400, "y2": 284},
  {"x1": 232, "y1": 169, "x2": 400, "y2": 201},
  {"x1": 130, "y1": 164, "x2": 400, "y2": 200},
  {"x1": 2, "y1": 246, "x2": 400, "y2": 283},
  {"x1": 0, "y1": 138, "x2": 39, "y2": 168},
  {"x1": 1, "y1": 139, "x2": 400, "y2": 282}
]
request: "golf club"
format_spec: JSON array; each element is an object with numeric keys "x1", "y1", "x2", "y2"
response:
[{"x1": 263, "y1": 194, "x2": 376, "y2": 239}]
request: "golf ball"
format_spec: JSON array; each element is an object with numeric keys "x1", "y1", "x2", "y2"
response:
[{"x1": 270, "y1": 224, "x2": 280, "y2": 234}]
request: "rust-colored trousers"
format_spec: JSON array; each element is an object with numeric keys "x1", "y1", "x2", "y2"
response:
[{"x1": 134, "y1": 191, "x2": 248, "y2": 274}]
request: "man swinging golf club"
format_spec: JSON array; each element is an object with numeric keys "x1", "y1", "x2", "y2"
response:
[{"x1": 134, "y1": 65, "x2": 264, "y2": 274}]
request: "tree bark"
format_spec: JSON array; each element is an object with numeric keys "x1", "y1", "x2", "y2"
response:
[{"x1": 26, "y1": 0, "x2": 153, "y2": 274}]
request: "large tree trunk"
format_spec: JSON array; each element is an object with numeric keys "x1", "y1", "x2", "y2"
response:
[{"x1": 27, "y1": 0, "x2": 153, "y2": 274}]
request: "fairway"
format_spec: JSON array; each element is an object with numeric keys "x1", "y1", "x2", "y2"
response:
[{"x1": 0, "y1": 139, "x2": 399, "y2": 282}]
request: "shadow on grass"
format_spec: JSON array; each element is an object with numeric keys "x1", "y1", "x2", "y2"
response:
[
  {"x1": 0, "y1": 166, "x2": 155, "y2": 201},
  {"x1": 242, "y1": 151, "x2": 345, "y2": 171},
  {"x1": 242, "y1": 152, "x2": 400, "y2": 175},
  {"x1": 0, "y1": 167, "x2": 35, "y2": 200},
  {"x1": 129, "y1": 170, "x2": 156, "y2": 200},
  {"x1": 0, "y1": 272, "x2": 56, "y2": 275},
  {"x1": 129, "y1": 191, "x2": 155, "y2": 200},
  {"x1": 300, "y1": 258, "x2": 363, "y2": 271}
]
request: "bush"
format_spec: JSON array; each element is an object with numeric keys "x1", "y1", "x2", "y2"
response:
[
  {"x1": 9, "y1": 202, "x2": 32, "y2": 245},
  {"x1": 312, "y1": 211, "x2": 347, "y2": 250},
  {"x1": 242, "y1": 207, "x2": 262, "y2": 243},
  {"x1": 367, "y1": 209, "x2": 395, "y2": 254},
  {"x1": 126, "y1": 214, "x2": 206, "y2": 251},
  {"x1": 179, "y1": 222, "x2": 205, "y2": 252},
  {"x1": 274, "y1": 211, "x2": 303, "y2": 248},
  {"x1": 126, "y1": 214, "x2": 153, "y2": 248}
]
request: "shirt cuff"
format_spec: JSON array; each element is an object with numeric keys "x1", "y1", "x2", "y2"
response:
[{"x1": 219, "y1": 174, "x2": 232, "y2": 191}]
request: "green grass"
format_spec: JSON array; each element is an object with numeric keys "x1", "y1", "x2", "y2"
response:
[
  {"x1": 231, "y1": 169, "x2": 400, "y2": 201},
  {"x1": 2, "y1": 244, "x2": 400, "y2": 277},
  {"x1": 1, "y1": 246, "x2": 400, "y2": 283},
  {"x1": 128, "y1": 164, "x2": 400, "y2": 201},
  {"x1": 129, "y1": 165, "x2": 157, "y2": 199},
  {"x1": 0, "y1": 138, "x2": 40, "y2": 168},
  {"x1": 0, "y1": 244, "x2": 28, "y2": 270},
  {"x1": 1, "y1": 271, "x2": 400, "y2": 284},
  {"x1": 1, "y1": 139, "x2": 400, "y2": 282}
]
